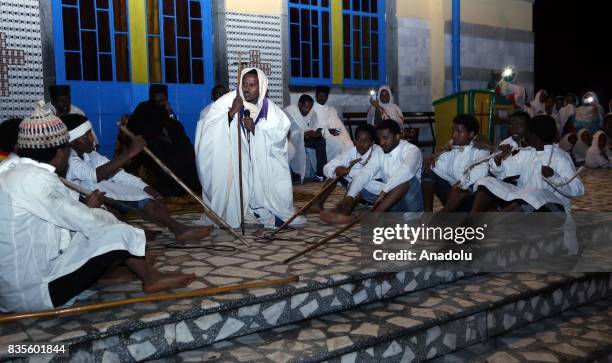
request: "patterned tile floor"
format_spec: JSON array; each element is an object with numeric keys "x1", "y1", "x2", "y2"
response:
[
  {"x1": 162, "y1": 273, "x2": 612, "y2": 362},
  {"x1": 0, "y1": 170, "x2": 610, "y2": 357},
  {"x1": 435, "y1": 297, "x2": 612, "y2": 363}
]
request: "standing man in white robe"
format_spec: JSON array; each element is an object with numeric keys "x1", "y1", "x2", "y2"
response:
[
  {"x1": 45, "y1": 85, "x2": 86, "y2": 117},
  {"x1": 313, "y1": 86, "x2": 353, "y2": 161},
  {"x1": 285, "y1": 94, "x2": 328, "y2": 182},
  {"x1": 197, "y1": 68, "x2": 304, "y2": 229},
  {"x1": 0, "y1": 104, "x2": 195, "y2": 312}
]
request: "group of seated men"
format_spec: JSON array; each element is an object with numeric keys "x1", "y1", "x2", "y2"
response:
[{"x1": 0, "y1": 72, "x2": 586, "y2": 312}]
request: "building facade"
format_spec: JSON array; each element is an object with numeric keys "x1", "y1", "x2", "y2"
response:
[{"x1": 0, "y1": 0, "x2": 533, "y2": 157}]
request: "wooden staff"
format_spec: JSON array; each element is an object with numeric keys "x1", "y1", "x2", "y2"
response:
[
  {"x1": 266, "y1": 158, "x2": 362, "y2": 241},
  {"x1": 0, "y1": 276, "x2": 298, "y2": 324},
  {"x1": 236, "y1": 58, "x2": 246, "y2": 236},
  {"x1": 120, "y1": 126, "x2": 250, "y2": 248},
  {"x1": 283, "y1": 213, "x2": 365, "y2": 264},
  {"x1": 60, "y1": 178, "x2": 168, "y2": 230}
]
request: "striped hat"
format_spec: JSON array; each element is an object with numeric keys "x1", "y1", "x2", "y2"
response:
[{"x1": 17, "y1": 101, "x2": 69, "y2": 149}]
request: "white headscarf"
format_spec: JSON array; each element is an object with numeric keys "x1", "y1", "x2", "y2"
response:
[
  {"x1": 377, "y1": 85, "x2": 404, "y2": 122},
  {"x1": 576, "y1": 91, "x2": 604, "y2": 122},
  {"x1": 238, "y1": 67, "x2": 269, "y2": 120},
  {"x1": 574, "y1": 129, "x2": 590, "y2": 163},
  {"x1": 525, "y1": 89, "x2": 547, "y2": 117},
  {"x1": 585, "y1": 130, "x2": 609, "y2": 168}
]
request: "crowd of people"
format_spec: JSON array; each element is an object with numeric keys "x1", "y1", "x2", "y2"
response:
[{"x1": 0, "y1": 67, "x2": 609, "y2": 312}]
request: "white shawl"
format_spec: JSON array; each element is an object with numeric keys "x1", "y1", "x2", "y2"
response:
[{"x1": 585, "y1": 130, "x2": 610, "y2": 169}]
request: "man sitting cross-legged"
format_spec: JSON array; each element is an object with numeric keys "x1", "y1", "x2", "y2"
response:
[
  {"x1": 0, "y1": 105, "x2": 195, "y2": 312},
  {"x1": 421, "y1": 114, "x2": 490, "y2": 212},
  {"x1": 61, "y1": 113, "x2": 211, "y2": 242},
  {"x1": 320, "y1": 120, "x2": 424, "y2": 224},
  {"x1": 308, "y1": 124, "x2": 384, "y2": 212}
]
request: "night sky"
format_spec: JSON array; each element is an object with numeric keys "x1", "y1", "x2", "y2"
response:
[{"x1": 533, "y1": 0, "x2": 611, "y2": 109}]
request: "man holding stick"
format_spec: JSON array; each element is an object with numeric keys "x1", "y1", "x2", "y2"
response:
[
  {"x1": 0, "y1": 104, "x2": 195, "y2": 313},
  {"x1": 197, "y1": 68, "x2": 304, "y2": 229}
]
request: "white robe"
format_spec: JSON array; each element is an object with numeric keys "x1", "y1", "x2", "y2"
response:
[
  {"x1": 499, "y1": 136, "x2": 519, "y2": 149},
  {"x1": 559, "y1": 133, "x2": 575, "y2": 153},
  {"x1": 66, "y1": 149, "x2": 150, "y2": 201},
  {"x1": 312, "y1": 102, "x2": 353, "y2": 161},
  {"x1": 323, "y1": 144, "x2": 385, "y2": 195},
  {"x1": 523, "y1": 90, "x2": 547, "y2": 117},
  {"x1": 196, "y1": 90, "x2": 300, "y2": 228},
  {"x1": 432, "y1": 143, "x2": 490, "y2": 191},
  {"x1": 573, "y1": 129, "x2": 590, "y2": 164},
  {"x1": 558, "y1": 104, "x2": 575, "y2": 135},
  {"x1": 0, "y1": 157, "x2": 145, "y2": 312},
  {"x1": 347, "y1": 140, "x2": 422, "y2": 198},
  {"x1": 585, "y1": 131, "x2": 610, "y2": 169},
  {"x1": 475, "y1": 145, "x2": 584, "y2": 212},
  {"x1": 284, "y1": 104, "x2": 319, "y2": 182}
]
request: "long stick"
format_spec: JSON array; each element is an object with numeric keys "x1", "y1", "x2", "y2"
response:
[
  {"x1": 60, "y1": 178, "x2": 168, "y2": 230},
  {"x1": 283, "y1": 214, "x2": 365, "y2": 264},
  {"x1": 120, "y1": 126, "x2": 250, "y2": 248},
  {"x1": 0, "y1": 276, "x2": 298, "y2": 324},
  {"x1": 267, "y1": 158, "x2": 362, "y2": 240},
  {"x1": 236, "y1": 63, "x2": 246, "y2": 236}
]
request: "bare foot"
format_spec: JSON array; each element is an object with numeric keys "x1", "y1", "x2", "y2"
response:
[
  {"x1": 320, "y1": 210, "x2": 354, "y2": 225},
  {"x1": 174, "y1": 226, "x2": 212, "y2": 242},
  {"x1": 143, "y1": 272, "x2": 196, "y2": 293},
  {"x1": 145, "y1": 250, "x2": 163, "y2": 266}
]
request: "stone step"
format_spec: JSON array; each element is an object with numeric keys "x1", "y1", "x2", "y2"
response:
[
  {"x1": 41, "y1": 269, "x2": 470, "y2": 362},
  {"x1": 432, "y1": 297, "x2": 612, "y2": 363},
  {"x1": 155, "y1": 272, "x2": 612, "y2": 362}
]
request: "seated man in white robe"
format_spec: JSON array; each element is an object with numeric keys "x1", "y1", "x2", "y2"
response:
[
  {"x1": 0, "y1": 105, "x2": 194, "y2": 312},
  {"x1": 313, "y1": 86, "x2": 353, "y2": 161},
  {"x1": 471, "y1": 115, "x2": 584, "y2": 213},
  {"x1": 499, "y1": 111, "x2": 530, "y2": 151},
  {"x1": 61, "y1": 114, "x2": 211, "y2": 242},
  {"x1": 422, "y1": 114, "x2": 490, "y2": 212},
  {"x1": 321, "y1": 120, "x2": 423, "y2": 224},
  {"x1": 285, "y1": 94, "x2": 327, "y2": 182},
  {"x1": 197, "y1": 68, "x2": 303, "y2": 229},
  {"x1": 309, "y1": 124, "x2": 384, "y2": 212}
]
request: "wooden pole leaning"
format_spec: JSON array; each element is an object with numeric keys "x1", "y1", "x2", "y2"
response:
[
  {"x1": 236, "y1": 62, "x2": 246, "y2": 236},
  {"x1": 119, "y1": 126, "x2": 250, "y2": 247},
  {"x1": 0, "y1": 276, "x2": 298, "y2": 324},
  {"x1": 283, "y1": 213, "x2": 366, "y2": 264},
  {"x1": 266, "y1": 158, "x2": 362, "y2": 241}
]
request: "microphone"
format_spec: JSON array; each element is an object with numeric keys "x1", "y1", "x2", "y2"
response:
[{"x1": 243, "y1": 110, "x2": 254, "y2": 136}]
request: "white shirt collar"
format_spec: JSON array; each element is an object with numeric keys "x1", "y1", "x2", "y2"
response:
[{"x1": 18, "y1": 157, "x2": 56, "y2": 173}]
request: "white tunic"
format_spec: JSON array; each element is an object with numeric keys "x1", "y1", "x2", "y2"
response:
[
  {"x1": 0, "y1": 157, "x2": 145, "y2": 312},
  {"x1": 475, "y1": 145, "x2": 584, "y2": 212},
  {"x1": 284, "y1": 104, "x2": 319, "y2": 182},
  {"x1": 432, "y1": 144, "x2": 490, "y2": 191},
  {"x1": 499, "y1": 136, "x2": 519, "y2": 149},
  {"x1": 347, "y1": 140, "x2": 422, "y2": 198},
  {"x1": 312, "y1": 102, "x2": 353, "y2": 161},
  {"x1": 196, "y1": 91, "x2": 299, "y2": 228},
  {"x1": 323, "y1": 145, "x2": 385, "y2": 195},
  {"x1": 66, "y1": 150, "x2": 150, "y2": 201},
  {"x1": 585, "y1": 131, "x2": 610, "y2": 169}
]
